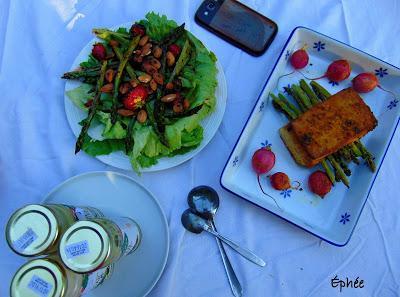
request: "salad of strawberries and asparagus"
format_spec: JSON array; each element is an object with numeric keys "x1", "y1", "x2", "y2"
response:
[{"x1": 62, "y1": 13, "x2": 218, "y2": 171}]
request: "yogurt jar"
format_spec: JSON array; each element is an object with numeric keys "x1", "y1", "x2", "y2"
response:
[
  {"x1": 6, "y1": 204, "x2": 104, "y2": 257},
  {"x1": 10, "y1": 257, "x2": 113, "y2": 297},
  {"x1": 59, "y1": 217, "x2": 141, "y2": 273}
]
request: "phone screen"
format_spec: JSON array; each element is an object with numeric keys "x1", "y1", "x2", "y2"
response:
[{"x1": 206, "y1": 0, "x2": 277, "y2": 53}]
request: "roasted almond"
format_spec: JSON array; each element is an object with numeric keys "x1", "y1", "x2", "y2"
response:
[
  {"x1": 138, "y1": 73, "x2": 152, "y2": 83},
  {"x1": 153, "y1": 46, "x2": 162, "y2": 58},
  {"x1": 105, "y1": 69, "x2": 115, "y2": 83},
  {"x1": 160, "y1": 93, "x2": 177, "y2": 103},
  {"x1": 153, "y1": 72, "x2": 164, "y2": 85},
  {"x1": 166, "y1": 51, "x2": 175, "y2": 66},
  {"x1": 183, "y1": 99, "x2": 190, "y2": 110},
  {"x1": 129, "y1": 78, "x2": 139, "y2": 88},
  {"x1": 150, "y1": 79, "x2": 158, "y2": 91},
  {"x1": 147, "y1": 57, "x2": 161, "y2": 69},
  {"x1": 139, "y1": 35, "x2": 149, "y2": 46},
  {"x1": 165, "y1": 82, "x2": 174, "y2": 90},
  {"x1": 100, "y1": 83, "x2": 113, "y2": 93},
  {"x1": 173, "y1": 102, "x2": 183, "y2": 113},
  {"x1": 119, "y1": 82, "x2": 131, "y2": 95},
  {"x1": 142, "y1": 61, "x2": 157, "y2": 75},
  {"x1": 137, "y1": 109, "x2": 148, "y2": 123},
  {"x1": 118, "y1": 109, "x2": 135, "y2": 117},
  {"x1": 141, "y1": 43, "x2": 152, "y2": 56}
]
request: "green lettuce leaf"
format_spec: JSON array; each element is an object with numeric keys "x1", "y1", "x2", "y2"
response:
[
  {"x1": 136, "y1": 155, "x2": 158, "y2": 168},
  {"x1": 168, "y1": 144, "x2": 200, "y2": 157},
  {"x1": 80, "y1": 54, "x2": 100, "y2": 69},
  {"x1": 82, "y1": 135, "x2": 125, "y2": 156},
  {"x1": 181, "y1": 126, "x2": 203, "y2": 147},
  {"x1": 182, "y1": 32, "x2": 218, "y2": 110},
  {"x1": 66, "y1": 83, "x2": 93, "y2": 110},
  {"x1": 139, "y1": 12, "x2": 178, "y2": 41},
  {"x1": 102, "y1": 118, "x2": 126, "y2": 139}
]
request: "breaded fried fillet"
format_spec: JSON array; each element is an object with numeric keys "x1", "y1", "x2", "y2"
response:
[{"x1": 280, "y1": 88, "x2": 377, "y2": 167}]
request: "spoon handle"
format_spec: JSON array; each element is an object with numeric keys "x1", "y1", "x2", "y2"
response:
[
  {"x1": 211, "y1": 222, "x2": 243, "y2": 297},
  {"x1": 206, "y1": 227, "x2": 266, "y2": 267}
]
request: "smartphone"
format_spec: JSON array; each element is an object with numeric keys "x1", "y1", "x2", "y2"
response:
[{"x1": 195, "y1": 0, "x2": 278, "y2": 56}]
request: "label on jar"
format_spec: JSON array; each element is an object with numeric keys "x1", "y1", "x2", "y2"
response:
[
  {"x1": 113, "y1": 218, "x2": 140, "y2": 257},
  {"x1": 81, "y1": 265, "x2": 114, "y2": 295},
  {"x1": 27, "y1": 275, "x2": 53, "y2": 297},
  {"x1": 13, "y1": 228, "x2": 38, "y2": 252},
  {"x1": 65, "y1": 240, "x2": 90, "y2": 259},
  {"x1": 74, "y1": 207, "x2": 104, "y2": 220}
]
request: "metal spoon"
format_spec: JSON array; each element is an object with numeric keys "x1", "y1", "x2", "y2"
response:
[
  {"x1": 181, "y1": 209, "x2": 266, "y2": 267},
  {"x1": 188, "y1": 186, "x2": 242, "y2": 297}
]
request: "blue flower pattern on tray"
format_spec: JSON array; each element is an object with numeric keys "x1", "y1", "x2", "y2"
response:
[
  {"x1": 313, "y1": 41, "x2": 325, "y2": 51},
  {"x1": 340, "y1": 212, "x2": 351, "y2": 225},
  {"x1": 285, "y1": 50, "x2": 290, "y2": 60},
  {"x1": 387, "y1": 99, "x2": 399, "y2": 110},
  {"x1": 259, "y1": 101, "x2": 265, "y2": 112},
  {"x1": 329, "y1": 80, "x2": 339, "y2": 86},
  {"x1": 375, "y1": 67, "x2": 388, "y2": 77},
  {"x1": 232, "y1": 156, "x2": 239, "y2": 167},
  {"x1": 261, "y1": 140, "x2": 272, "y2": 148},
  {"x1": 283, "y1": 84, "x2": 291, "y2": 94},
  {"x1": 280, "y1": 189, "x2": 292, "y2": 198}
]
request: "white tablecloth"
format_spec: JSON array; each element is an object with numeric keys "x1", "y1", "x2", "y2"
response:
[{"x1": 1, "y1": 1, "x2": 400, "y2": 296}]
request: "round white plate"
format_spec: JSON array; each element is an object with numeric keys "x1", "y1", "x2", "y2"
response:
[
  {"x1": 64, "y1": 26, "x2": 227, "y2": 172},
  {"x1": 43, "y1": 171, "x2": 169, "y2": 297}
]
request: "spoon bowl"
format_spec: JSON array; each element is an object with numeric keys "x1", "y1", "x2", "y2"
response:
[
  {"x1": 181, "y1": 209, "x2": 208, "y2": 234},
  {"x1": 187, "y1": 185, "x2": 220, "y2": 220}
]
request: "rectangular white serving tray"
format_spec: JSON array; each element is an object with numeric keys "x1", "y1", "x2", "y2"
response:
[{"x1": 220, "y1": 27, "x2": 400, "y2": 246}]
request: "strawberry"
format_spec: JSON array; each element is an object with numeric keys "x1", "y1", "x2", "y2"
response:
[
  {"x1": 168, "y1": 44, "x2": 181, "y2": 57},
  {"x1": 92, "y1": 43, "x2": 106, "y2": 61},
  {"x1": 130, "y1": 24, "x2": 146, "y2": 37},
  {"x1": 123, "y1": 85, "x2": 149, "y2": 110}
]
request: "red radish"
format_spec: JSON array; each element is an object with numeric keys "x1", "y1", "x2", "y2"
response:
[
  {"x1": 92, "y1": 43, "x2": 107, "y2": 61},
  {"x1": 290, "y1": 49, "x2": 309, "y2": 70},
  {"x1": 270, "y1": 172, "x2": 291, "y2": 190},
  {"x1": 308, "y1": 170, "x2": 332, "y2": 198},
  {"x1": 252, "y1": 147, "x2": 275, "y2": 176},
  {"x1": 352, "y1": 73, "x2": 378, "y2": 93},
  {"x1": 326, "y1": 60, "x2": 351, "y2": 82},
  {"x1": 351, "y1": 72, "x2": 398, "y2": 101},
  {"x1": 308, "y1": 59, "x2": 351, "y2": 82},
  {"x1": 251, "y1": 148, "x2": 282, "y2": 209},
  {"x1": 277, "y1": 47, "x2": 309, "y2": 85}
]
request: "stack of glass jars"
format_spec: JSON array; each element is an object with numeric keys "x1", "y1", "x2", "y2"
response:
[{"x1": 6, "y1": 203, "x2": 141, "y2": 297}]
